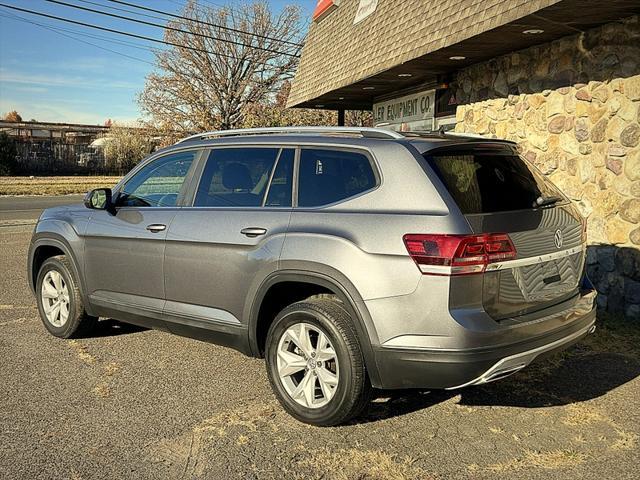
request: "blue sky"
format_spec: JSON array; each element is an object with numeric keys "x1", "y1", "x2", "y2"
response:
[{"x1": 0, "y1": 0, "x2": 312, "y2": 125}]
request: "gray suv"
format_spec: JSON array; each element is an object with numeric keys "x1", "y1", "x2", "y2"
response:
[{"x1": 28, "y1": 127, "x2": 597, "y2": 426}]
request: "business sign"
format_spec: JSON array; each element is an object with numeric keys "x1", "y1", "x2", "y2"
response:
[
  {"x1": 313, "y1": 0, "x2": 340, "y2": 21},
  {"x1": 373, "y1": 89, "x2": 436, "y2": 126},
  {"x1": 354, "y1": 0, "x2": 378, "y2": 24}
]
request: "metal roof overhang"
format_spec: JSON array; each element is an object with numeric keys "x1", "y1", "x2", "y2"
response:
[{"x1": 293, "y1": 0, "x2": 640, "y2": 111}]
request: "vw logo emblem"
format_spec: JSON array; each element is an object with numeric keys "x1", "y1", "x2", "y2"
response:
[{"x1": 554, "y1": 229, "x2": 563, "y2": 249}]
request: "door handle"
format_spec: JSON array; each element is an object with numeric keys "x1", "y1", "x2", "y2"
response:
[
  {"x1": 146, "y1": 224, "x2": 166, "y2": 233},
  {"x1": 240, "y1": 227, "x2": 267, "y2": 237}
]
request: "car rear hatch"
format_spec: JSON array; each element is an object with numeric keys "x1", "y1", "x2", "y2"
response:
[{"x1": 423, "y1": 143, "x2": 586, "y2": 321}]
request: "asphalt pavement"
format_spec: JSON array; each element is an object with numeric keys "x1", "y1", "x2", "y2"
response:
[
  {"x1": 1, "y1": 198, "x2": 639, "y2": 479},
  {"x1": 0, "y1": 195, "x2": 83, "y2": 222}
]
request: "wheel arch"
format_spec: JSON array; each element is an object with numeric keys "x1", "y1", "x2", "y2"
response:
[
  {"x1": 28, "y1": 234, "x2": 95, "y2": 316},
  {"x1": 248, "y1": 270, "x2": 382, "y2": 387}
]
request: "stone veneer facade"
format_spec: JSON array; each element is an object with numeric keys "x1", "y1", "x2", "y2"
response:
[{"x1": 453, "y1": 16, "x2": 640, "y2": 319}]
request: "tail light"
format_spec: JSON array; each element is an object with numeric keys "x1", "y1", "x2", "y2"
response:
[{"x1": 403, "y1": 233, "x2": 516, "y2": 275}]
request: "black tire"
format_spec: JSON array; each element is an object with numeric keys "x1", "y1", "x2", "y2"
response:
[
  {"x1": 265, "y1": 296, "x2": 372, "y2": 426},
  {"x1": 35, "y1": 255, "x2": 97, "y2": 338}
]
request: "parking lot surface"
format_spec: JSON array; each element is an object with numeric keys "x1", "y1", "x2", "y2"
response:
[{"x1": 1, "y1": 201, "x2": 639, "y2": 479}]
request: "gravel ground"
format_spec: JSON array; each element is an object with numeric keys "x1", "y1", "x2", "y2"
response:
[{"x1": 1, "y1": 219, "x2": 639, "y2": 480}]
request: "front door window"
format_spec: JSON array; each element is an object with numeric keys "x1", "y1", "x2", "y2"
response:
[{"x1": 118, "y1": 151, "x2": 197, "y2": 207}]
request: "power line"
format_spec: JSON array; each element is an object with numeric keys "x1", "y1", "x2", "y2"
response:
[
  {"x1": 107, "y1": 0, "x2": 304, "y2": 48},
  {"x1": 0, "y1": 11, "x2": 156, "y2": 66},
  {"x1": 44, "y1": 0, "x2": 300, "y2": 57},
  {"x1": 75, "y1": 0, "x2": 176, "y2": 24},
  {"x1": 0, "y1": 3, "x2": 249, "y2": 60},
  {"x1": 2, "y1": 9, "x2": 163, "y2": 55},
  {"x1": 0, "y1": 5, "x2": 293, "y2": 72}
]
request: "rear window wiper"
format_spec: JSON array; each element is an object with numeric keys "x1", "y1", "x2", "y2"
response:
[{"x1": 533, "y1": 195, "x2": 563, "y2": 208}]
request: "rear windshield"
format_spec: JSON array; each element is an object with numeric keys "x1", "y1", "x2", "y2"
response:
[{"x1": 424, "y1": 148, "x2": 566, "y2": 214}]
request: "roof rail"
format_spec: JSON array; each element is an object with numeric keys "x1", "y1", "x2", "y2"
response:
[{"x1": 175, "y1": 126, "x2": 405, "y2": 144}]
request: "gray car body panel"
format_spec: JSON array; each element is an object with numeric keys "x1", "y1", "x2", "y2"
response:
[{"x1": 28, "y1": 132, "x2": 597, "y2": 390}]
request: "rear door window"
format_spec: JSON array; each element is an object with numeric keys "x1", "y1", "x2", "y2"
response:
[
  {"x1": 194, "y1": 147, "x2": 283, "y2": 207},
  {"x1": 424, "y1": 148, "x2": 566, "y2": 214},
  {"x1": 297, "y1": 149, "x2": 377, "y2": 207}
]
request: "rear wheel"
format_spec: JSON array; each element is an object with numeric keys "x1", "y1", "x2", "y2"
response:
[
  {"x1": 265, "y1": 296, "x2": 371, "y2": 426},
  {"x1": 36, "y1": 255, "x2": 97, "y2": 338}
]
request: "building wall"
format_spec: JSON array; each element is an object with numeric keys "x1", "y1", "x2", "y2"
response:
[{"x1": 453, "y1": 16, "x2": 640, "y2": 319}]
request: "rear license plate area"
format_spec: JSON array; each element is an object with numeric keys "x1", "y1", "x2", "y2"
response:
[{"x1": 542, "y1": 261, "x2": 561, "y2": 285}]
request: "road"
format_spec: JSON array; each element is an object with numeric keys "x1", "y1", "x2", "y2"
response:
[
  {"x1": 0, "y1": 195, "x2": 83, "y2": 222},
  {"x1": 1, "y1": 197, "x2": 639, "y2": 479}
]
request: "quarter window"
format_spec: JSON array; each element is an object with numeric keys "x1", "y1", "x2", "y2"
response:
[
  {"x1": 298, "y1": 149, "x2": 376, "y2": 207},
  {"x1": 194, "y1": 148, "x2": 282, "y2": 207},
  {"x1": 117, "y1": 151, "x2": 196, "y2": 207}
]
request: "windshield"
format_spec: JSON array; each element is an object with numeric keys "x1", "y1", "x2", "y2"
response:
[{"x1": 424, "y1": 148, "x2": 567, "y2": 214}]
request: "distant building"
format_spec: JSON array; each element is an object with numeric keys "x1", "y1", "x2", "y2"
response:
[{"x1": 0, "y1": 120, "x2": 110, "y2": 173}]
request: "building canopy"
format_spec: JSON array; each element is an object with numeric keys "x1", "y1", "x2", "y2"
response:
[{"x1": 288, "y1": 0, "x2": 640, "y2": 111}]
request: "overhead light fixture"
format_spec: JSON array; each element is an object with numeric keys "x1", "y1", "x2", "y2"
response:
[
  {"x1": 449, "y1": 56, "x2": 466, "y2": 60},
  {"x1": 338, "y1": 97, "x2": 345, "y2": 100},
  {"x1": 363, "y1": 86, "x2": 375, "y2": 90},
  {"x1": 523, "y1": 28, "x2": 544, "y2": 34},
  {"x1": 398, "y1": 73, "x2": 412, "y2": 77},
  {"x1": 315, "y1": 104, "x2": 325, "y2": 108}
]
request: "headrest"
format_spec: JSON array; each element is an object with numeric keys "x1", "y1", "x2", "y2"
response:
[{"x1": 222, "y1": 162, "x2": 253, "y2": 190}]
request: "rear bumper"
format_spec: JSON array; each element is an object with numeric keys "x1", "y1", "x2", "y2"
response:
[{"x1": 372, "y1": 289, "x2": 597, "y2": 390}]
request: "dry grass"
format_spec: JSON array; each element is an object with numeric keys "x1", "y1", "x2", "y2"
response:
[
  {"x1": 67, "y1": 339, "x2": 96, "y2": 364},
  {"x1": 487, "y1": 449, "x2": 587, "y2": 472},
  {"x1": 103, "y1": 362, "x2": 120, "y2": 376},
  {"x1": 610, "y1": 430, "x2": 639, "y2": 450},
  {"x1": 299, "y1": 448, "x2": 432, "y2": 480},
  {"x1": 582, "y1": 313, "x2": 640, "y2": 357},
  {"x1": 562, "y1": 403, "x2": 607, "y2": 426},
  {"x1": 92, "y1": 382, "x2": 111, "y2": 398},
  {"x1": 0, "y1": 176, "x2": 120, "y2": 195}
]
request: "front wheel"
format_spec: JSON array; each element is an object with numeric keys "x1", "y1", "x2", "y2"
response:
[
  {"x1": 35, "y1": 255, "x2": 97, "y2": 338},
  {"x1": 265, "y1": 296, "x2": 371, "y2": 426}
]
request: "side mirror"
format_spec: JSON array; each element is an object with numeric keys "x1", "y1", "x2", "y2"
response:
[{"x1": 84, "y1": 188, "x2": 113, "y2": 211}]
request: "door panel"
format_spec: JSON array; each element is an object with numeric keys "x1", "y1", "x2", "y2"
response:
[
  {"x1": 163, "y1": 146, "x2": 294, "y2": 332},
  {"x1": 84, "y1": 208, "x2": 176, "y2": 302},
  {"x1": 83, "y1": 149, "x2": 199, "y2": 321},
  {"x1": 164, "y1": 209, "x2": 291, "y2": 328}
]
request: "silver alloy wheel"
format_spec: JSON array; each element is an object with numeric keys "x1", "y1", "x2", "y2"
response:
[
  {"x1": 41, "y1": 270, "x2": 70, "y2": 327},
  {"x1": 276, "y1": 322, "x2": 340, "y2": 409}
]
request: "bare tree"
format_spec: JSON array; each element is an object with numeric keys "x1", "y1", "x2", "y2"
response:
[
  {"x1": 139, "y1": 1, "x2": 303, "y2": 132},
  {"x1": 102, "y1": 124, "x2": 155, "y2": 174},
  {"x1": 242, "y1": 81, "x2": 375, "y2": 128},
  {"x1": 3, "y1": 110, "x2": 22, "y2": 122},
  {"x1": 242, "y1": 80, "x2": 337, "y2": 128}
]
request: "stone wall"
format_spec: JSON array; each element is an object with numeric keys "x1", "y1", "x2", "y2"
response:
[{"x1": 453, "y1": 16, "x2": 640, "y2": 319}]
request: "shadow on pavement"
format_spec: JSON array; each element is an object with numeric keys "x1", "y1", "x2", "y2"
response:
[
  {"x1": 355, "y1": 319, "x2": 640, "y2": 424},
  {"x1": 75, "y1": 318, "x2": 149, "y2": 338}
]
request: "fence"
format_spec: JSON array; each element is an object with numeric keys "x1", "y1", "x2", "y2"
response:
[{"x1": 13, "y1": 140, "x2": 111, "y2": 175}]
